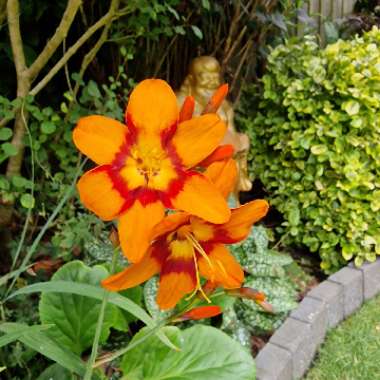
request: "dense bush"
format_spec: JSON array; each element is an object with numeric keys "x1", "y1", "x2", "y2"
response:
[{"x1": 239, "y1": 28, "x2": 380, "y2": 272}]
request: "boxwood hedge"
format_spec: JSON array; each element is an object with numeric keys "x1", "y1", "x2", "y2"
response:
[{"x1": 240, "y1": 28, "x2": 380, "y2": 272}]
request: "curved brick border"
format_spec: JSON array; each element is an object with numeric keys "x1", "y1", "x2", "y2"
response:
[{"x1": 255, "y1": 258, "x2": 380, "y2": 380}]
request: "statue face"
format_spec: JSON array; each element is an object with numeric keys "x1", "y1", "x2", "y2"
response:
[{"x1": 191, "y1": 58, "x2": 221, "y2": 93}]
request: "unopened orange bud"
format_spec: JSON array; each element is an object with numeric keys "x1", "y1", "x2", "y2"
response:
[
  {"x1": 202, "y1": 84, "x2": 229, "y2": 114},
  {"x1": 227, "y1": 287, "x2": 274, "y2": 313},
  {"x1": 109, "y1": 227, "x2": 120, "y2": 248},
  {"x1": 181, "y1": 305, "x2": 222, "y2": 321},
  {"x1": 179, "y1": 96, "x2": 195, "y2": 122},
  {"x1": 199, "y1": 144, "x2": 235, "y2": 167}
]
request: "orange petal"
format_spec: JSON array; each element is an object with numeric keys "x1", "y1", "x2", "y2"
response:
[
  {"x1": 199, "y1": 144, "x2": 235, "y2": 167},
  {"x1": 157, "y1": 239, "x2": 196, "y2": 310},
  {"x1": 118, "y1": 200, "x2": 165, "y2": 263},
  {"x1": 189, "y1": 216, "x2": 215, "y2": 242},
  {"x1": 157, "y1": 271, "x2": 196, "y2": 310},
  {"x1": 77, "y1": 166, "x2": 124, "y2": 221},
  {"x1": 214, "y1": 199, "x2": 269, "y2": 243},
  {"x1": 204, "y1": 158, "x2": 238, "y2": 198},
  {"x1": 171, "y1": 173, "x2": 230, "y2": 224},
  {"x1": 179, "y1": 96, "x2": 195, "y2": 122},
  {"x1": 101, "y1": 247, "x2": 163, "y2": 291},
  {"x1": 73, "y1": 115, "x2": 128, "y2": 165},
  {"x1": 202, "y1": 84, "x2": 229, "y2": 114},
  {"x1": 198, "y1": 244, "x2": 244, "y2": 288},
  {"x1": 151, "y1": 212, "x2": 190, "y2": 241},
  {"x1": 172, "y1": 114, "x2": 227, "y2": 168},
  {"x1": 126, "y1": 79, "x2": 178, "y2": 133},
  {"x1": 181, "y1": 305, "x2": 222, "y2": 320}
]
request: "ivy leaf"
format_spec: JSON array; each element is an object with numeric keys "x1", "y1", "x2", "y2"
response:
[
  {"x1": 41, "y1": 121, "x2": 56, "y2": 134},
  {"x1": 20, "y1": 193, "x2": 35, "y2": 209},
  {"x1": 0, "y1": 128, "x2": 13, "y2": 141},
  {"x1": 39, "y1": 261, "x2": 128, "y2": 355},
  {"x1": 191, "y1": 25, "x2": 203, "y2": 40},
  {"x1": 2, "y1": 142, "x2": 17, "y2": 156},
  {"x1": 121, "y1": 325, "x2": 256, "y2": 380}
]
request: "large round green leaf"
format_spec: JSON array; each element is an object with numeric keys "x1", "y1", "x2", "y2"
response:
[
  {"x1": 39, "y1": 261, "x2": 127, "y2": 355},
  {"x1": 121, "y1": 325, "x2": 256, "y2": 380}
]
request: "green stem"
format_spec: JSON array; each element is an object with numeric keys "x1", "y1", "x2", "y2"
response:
[
  {"x1": 93, "y1": 321, "x2": 166, "y2": 368},
  {"x1": 83, "y1": 246, "x2": 119, "y2": 380},
  {"x1": 11, "y1": 100, "x2": 34, "y2": 271}
]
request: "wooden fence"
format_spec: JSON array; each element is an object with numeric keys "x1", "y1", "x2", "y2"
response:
[{"x1": 299, "y1": 0, "x2": 356, "y2": 42}]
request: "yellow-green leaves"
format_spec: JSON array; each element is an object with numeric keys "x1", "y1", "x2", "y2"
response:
[{"x1": 240, "y1": 28, "x2": 380, "y2": 272}]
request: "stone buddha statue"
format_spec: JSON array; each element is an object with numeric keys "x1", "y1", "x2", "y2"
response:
[{"x1": 176, "y1": 56, "x2": 252, "y2": 201}]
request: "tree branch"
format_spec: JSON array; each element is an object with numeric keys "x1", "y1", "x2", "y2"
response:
[
  {"x1": 72, "y1": 0, "x2": 120, "y2": 98},
  {"x1": 7, "y1": 0, "x2": 26, "y2": 80},
  {"x1": 0, "y1": 0, "x2": 7, "y2": 27},
  {"x1": 30, "y1": 5, "x2": 121, "y2": 96},
  {"x1": 27, "y1": 0, "x2": 81, "y2": 81}
]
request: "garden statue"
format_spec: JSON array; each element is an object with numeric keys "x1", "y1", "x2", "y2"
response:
[{"x1": 176, "y1": 56, "x2": 252, "y2": 202}]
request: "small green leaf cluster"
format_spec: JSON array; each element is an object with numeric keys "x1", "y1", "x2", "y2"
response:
[{"x1": 239, "y1": 28, "x2": 380, "y2": 272}]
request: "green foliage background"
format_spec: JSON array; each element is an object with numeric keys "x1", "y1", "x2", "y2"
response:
[{"x1": 239, "y1": 27, "x2": 380, "y2": 272}]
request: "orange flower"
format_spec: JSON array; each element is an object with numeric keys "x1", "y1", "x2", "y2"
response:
[
  {"x1": 102, "y1": 187, "x2": 269, "y2": 309},
  {"x1": 73, "y1": 79, "x2": 231, "y2": 262}
]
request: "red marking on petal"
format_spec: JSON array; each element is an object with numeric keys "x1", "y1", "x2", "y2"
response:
[
  {"x1": 209, "y1": 228, "x2": 243, "y2": 244},
  {"x1": 160, "y1": 122, "x2": 178, "y2": 147},
  {"x1": 151, "y1": 238, "x2": 171, "y2": 265},
  {"x1": 161, "y1": 257, "x2": 196, "y2": 279}
]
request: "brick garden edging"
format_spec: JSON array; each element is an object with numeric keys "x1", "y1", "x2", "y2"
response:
[{"x1": 255, "y1": 258, "x2": 380, "y2": 380}]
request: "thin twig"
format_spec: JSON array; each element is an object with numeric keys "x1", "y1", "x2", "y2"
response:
[
  {"x1": 30, "y1": 9, "x2": 122, "y2": 96},
  {"x1": 27, "y1": 0, "x2": 81, "y2": 81}
]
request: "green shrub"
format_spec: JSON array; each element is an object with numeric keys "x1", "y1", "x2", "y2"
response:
[{"x1": 239, "y1": 27, "x2": 380, "y2": 272}]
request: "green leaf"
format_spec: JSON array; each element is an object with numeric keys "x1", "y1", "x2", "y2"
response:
[
  {"x1": 0, "y1": 323, "x2": 85, "y2": 375},
  {"x1": 0, "y1": 324, "x2": 51, "y2": 348},
  {"x1": 36, "y1": 363, "x2": 73, "y2": 380},
  {"x1": 311, "y1": 145, "x2": 327, "y2": 155},
  {"x1": 39, "y1": 261, "x2": 127, "y2": 355},
  {"x1": 8, "y1": 269, "x2": 178, "y2": 351},
  {"x1": 342, "y1": 100, "x2": 360, "y2": 116},
  {"x1": 191, "y1": 25, "x2": 203, "y2": 39},
  {"x1": 20, "y1": 193, "x2": 35, "y2": 209},
  {"x1": 121, "y1": 325, "x2": 256, "y2": 380},
  {"x1": 87, "y1": 80, "x2": 101, "y2": 98},
  {"x1": 0, "y1": 128, "x2": 13, "y2": 141},
  {"x1": 41, "y1": 121, "x2": 56, "y2": 134},
  {"x1": 289, "y1": 208, "x2": 300, "y2": 226},
  {"x1": 201, "y1": 0, "x2": 210, "y2": 10},
  {"x1": 2, "y1": 142, "x2": 17, "y2": 156}
]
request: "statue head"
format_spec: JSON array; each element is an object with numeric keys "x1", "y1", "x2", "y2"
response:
[{"x1": 180, "y1": 56, "x2": 222, "y2": 101}]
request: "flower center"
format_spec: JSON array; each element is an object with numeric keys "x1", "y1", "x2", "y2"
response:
[{"x1": 120, "y1": 137, "x2": 178, "y2": 191}]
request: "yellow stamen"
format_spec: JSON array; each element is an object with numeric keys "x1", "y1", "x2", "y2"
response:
[
  {"x1": 184, "y1": 233, "x2": 213, "y2": 303},
  {"x1": 186, "y1": 233, "x2": 213, "y2": 271}
]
